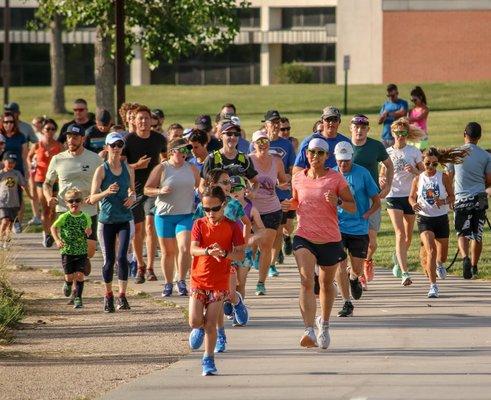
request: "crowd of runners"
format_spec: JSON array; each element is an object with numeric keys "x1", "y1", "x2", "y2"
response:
[{"x1": 0, "y1": 83, "x2": 490, "y2": 376}]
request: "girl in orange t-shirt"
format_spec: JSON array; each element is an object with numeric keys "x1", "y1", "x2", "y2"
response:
[{"x1": 188, "y1": 186, "x2": 245, "y2": 376}]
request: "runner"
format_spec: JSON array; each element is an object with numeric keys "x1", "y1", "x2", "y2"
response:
[
  {"x1": 188, "y1": 129, "x2": 209, "y2": 172},
  {"x1": 409, "y1": 147, "x2": 466, "y2": 297},
  {"x1": 349, "y1": 114, "x2": 394, "y2": 290},
  {"x1": 90, "y1": 132, "x2": 136, "y2": 312},
  {"x1": 84, "y1": 109, "x2": 113, "y2": 155},
  {"x1": 188, "y1": 186, "x2": 245, "y2": 376},
  {"x1": 383, "y1": 117, "x2": 425, "y2": 286},
  {"x1": 408, "y1": 86, "x2": 430, "y2": 150},
  {"x1": 446, "y1": 122, "x2": 491, "y2": 279},
  {"x1": 284, "y1": 138, "x2": 355, "y2": 349},
  {"x1": 279, "y1": 117, "x2": 299, "y2": 153},
  {"x1": 333, "y1": 142, "x2": 380, "y2": 317},
  {"x1": 378, "y1": 84, "x2": 409, "y2": 148},
  {"x1": 57, "y1": 99, "x2": 95, "y2": 145}
]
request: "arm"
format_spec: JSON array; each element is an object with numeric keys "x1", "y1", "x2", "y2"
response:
[
  {"x1": 408, "y1": 176, "x2": 422, "y2": 212},
  {"x1": 22, "y1": 143, "x2": 29, "y2": 177},
  {"x1": 276, "y1": 157, "x2": 290, "y2": 186},
  {"x1": 239, "y1": 215, "x2": 252, "y2": 246},
  {"x1": 27, "y1": 143, "x2": 38, "y2": 165},
  {"x1": 251, "y1": 207, "x2": 265, "y2": 231},
  {"x1": 486, "y1": 172, "x2": 491, "y2": 188},
  {"x1": 43, "y1": 157, "x2": 58, "y2": 207},
  {"x1": 442, "y1": 172, "x2": 455, "y2": 210},
  {"x1": 144, "y1": 164, "x2": 168, "y2": 197},
  {"x1": 379, "y1": 157, "x2": 394, "y2": 198},
  {"x1": 393, "y1": 107, "x2": 408, "y2": 119},
  {"x1": 129, "y1": 155, "x2": 151, "y2": 170},
  {"x1": 363, "y1": 194, "x2": 380, "y2": 220},
  {"x1": 88, "y1": 165, "x2": 107, "y2": 204},
  {"x1": 336, "y1": 186, "x2": 356, "y2": 213},
  {"x1": 191, "y1": 164, "x2": 201, "y2": 189}
]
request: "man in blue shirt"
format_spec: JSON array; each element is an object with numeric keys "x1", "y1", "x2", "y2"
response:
[
  {"x1": 333, "y1": 141, "x2": 380, "y2": 317},
  {"x1": 378, "y1": 83, "x2": 408, "y2": 148},
  {"x1": 293, "y1": 106, "x2": 350, "y2": 173}
]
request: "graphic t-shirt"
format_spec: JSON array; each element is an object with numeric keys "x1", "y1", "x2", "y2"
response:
[
  {"x1": 352, "y1": 137, "x2": 389, "y2": 189},
  {"x1": 379, "y1": 99, "x2": 409, "y2": 141},
  {"x1": 386, "y1": 145, "x2": 422, "y2": 197},
  {"x1": 294, "y1": 132, "x2": 351, "y2": 169},
  {"x1": 0, "y1": 169, "x2": 26, "y2": 208},
  {"x1": 52, "y1": 211, "x2": 91, "y2": 255}
]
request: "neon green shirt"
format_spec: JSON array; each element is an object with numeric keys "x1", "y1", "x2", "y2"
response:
[{"x1": 52, "y1": 211, "x2": 91, "y2": 255}]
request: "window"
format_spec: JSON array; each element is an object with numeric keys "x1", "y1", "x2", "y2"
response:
[
  {"x1": 237, "y1": 7, "x2": 260, "y2": 28},
  {"x1": 282, "y1": 7, "x2": 335, "y2": 29},
  {"x1": 282, "y1": 44, "x2": 335, "y2": 63},
  {"x1": 0, "y1": 8, "x2": 36, "y2": 30}
]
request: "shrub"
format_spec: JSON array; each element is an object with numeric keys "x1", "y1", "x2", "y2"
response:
[
  {"x1": 276, "y1": 62, "x2": 314, "y2": 84},
  {"x1": 0, "y1": 258, "x2": 24, "y2": 343}
]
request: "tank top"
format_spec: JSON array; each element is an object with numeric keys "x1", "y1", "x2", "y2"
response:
[
  {"x1": 416, "y1": 171, "x2": 448, "y2": 217},
  {"x1": 99, "y1": 161, "x2": 133, "y2": 224},
  {"x1": 155, "y1": 161, "x2": 195, "y2": 216},
  {"x1": 34, "y1": 140, "x2": 63, "y2": 182},
  {"x1": 409, "y1": 107, "x2": 428, "y2": 137},
  {"x1": 251, "y1": 155, "x2": 281, "y2": 214}
]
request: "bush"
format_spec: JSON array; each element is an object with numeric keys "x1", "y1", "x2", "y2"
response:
[
  {"x1": 0, "y1": 259, "x2": 24, "y2": 343},
  {"x1": 276, "y1": 62, "x2": 314, "y2": 84}
]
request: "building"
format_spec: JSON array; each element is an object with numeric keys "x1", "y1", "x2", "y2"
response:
[{"x1": 1, "y1": 0, "x2": 491, "y2": 86}]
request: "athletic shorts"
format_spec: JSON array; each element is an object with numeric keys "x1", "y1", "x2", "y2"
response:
[
  {"x1": 386, "y1": 196, "x2": 415, "y2": 215},
  {"x1": 368, "y1": 207, "x2": 381, "y2": 232},
  {"x1": 260, "y1": 209, "x2": 283, "y2": 230},
  {"x1": 341, "y1": 233, "x2": 369, "y2": 259},
  {"x1": 281, "y1": 209, "x2": 296, "y2": 225},
  {"x1": 191, "y1": 288, "x2": 229, "y2": 307},
  {"x1": 61, "y1": 254, "x2": 87, "y2": 275},
  {"x1": 131, "y1": 196, "x2": 156, "y2": 224},
  {"x1": 35, "y1": 181, "x2": 59, "y2": 192},
  {"x1": 292, "y1": 236, "x2": 347, "y2": 267},
  {"x1": 454, "y1": 194, "x2": 488, "y2": 242},
  {"x1": 0, "y1": 207, "x2": 19, "y2": 221},
  {"x1": 154, "y1": 213, "x2": 193, "y2": 238},
  {"x1": 417, "y1": 214, "x2": 450, "y2": 239}
]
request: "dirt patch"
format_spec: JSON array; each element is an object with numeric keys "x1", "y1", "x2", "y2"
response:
[{"x1": 0, "y1": 268, "x2": 189, "y2": 400}]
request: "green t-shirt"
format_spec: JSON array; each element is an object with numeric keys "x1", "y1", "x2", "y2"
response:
[
  {"x1": 52, "y1": 211, "x2": 91, "y2": 255},
  {"x1": 352, "y1": 137, "x2": 389, "y2": 189}
]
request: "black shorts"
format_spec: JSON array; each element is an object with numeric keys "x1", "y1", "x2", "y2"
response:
[
  {"x1": 386, "y1": 196, "x2": 415, "y2": 215},
  {"x1": 35, "y1": 181, "x2": 59, "y2": 193},
  {"x1": 280, "y1": 209, "x2": 296, "y2": 225},
  {"x1": 341, "y1": 233, "x2": 369, "y2": 259},
  {"x1": 417, "y1": 214, "x2": 450, "y2": 239},
  {"x1": 131, "y1": 195, "x2": 156, "y2": 224},
  {"x1": 293, "y1": 236, "x2": 347, "y2": 267},
  {"x1": 260, "y1": 209, "x2": 283, "y2": 230},
  {"x1": 0, "y1": 207, "x2": 19, "y2": 221},
  {"x1": 454, "y1": 195, "x2": 488, "y2": 242},
  {"x1": 62, "y1": 254, "x2": 87, "y2": 275}
]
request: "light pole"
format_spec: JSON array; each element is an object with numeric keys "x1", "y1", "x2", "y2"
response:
[{"x1": 3, "y1": 0, "x2": 11, "y2": 105}]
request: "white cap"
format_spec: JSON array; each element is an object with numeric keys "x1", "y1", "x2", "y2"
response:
[
  {"x1": 334, "y1": 141, "x2": 354, "y2": 161},
  {"x1": 307, "y1": 138, "x2": 329, "y2": 152},
  {"x1": 252, "y1": 130, "x2": 268, "y2": 142},
  {"x1": 105, "y1": 132, "x2": 125, "y2": 145}
]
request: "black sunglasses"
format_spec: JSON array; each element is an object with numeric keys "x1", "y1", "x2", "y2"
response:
[
  {"x1": 45, "y1": 127, "x2": 56, "y2": 132},
  {"x1": 280, "y1": 127, "x2": 291, "y2": 132},
  {"x1": 67, "y1": 198, "x2": 82, "y2": 204},
  {"x1": 203, "y1": 204, "x2": 223, "y2": 213},
  {"x1": 323, "y1": 117, "x2": 339, "y2": 123},
  {"x1": 224, "y1": 131, "x2": 241, "y2": 137},
  {"x1": 424, "y1": 162, "x2": 439, "y2": 167},
  {"x1": 109, "y1": 141, "x2": 124, "y2": 148},
  {"x1": 3, "y1": 120, "x2": 14, "y2": 124}
]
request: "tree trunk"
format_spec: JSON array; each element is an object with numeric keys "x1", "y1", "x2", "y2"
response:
[
  {"x1": 49, "y1": 14, "x2": 66, "y2": 114},
  {"x1": 94, "y1": 25, "x2": 115, "y2": 114}
]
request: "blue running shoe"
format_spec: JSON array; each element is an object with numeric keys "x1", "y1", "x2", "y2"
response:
[
  {"x1": 214, "y1": 330, "x2": 227, "y2": 353},
  {"x1": 223, "y1": 300, "x2": 233, "y2": 317},
  {"x1": 189, "y1": 328, "x2": 205, "y2": 350},
  {"x1": 252, "y1": 251, "x2": 260, "y2": 270},
  {"x1": 233, "y1": 293, "x2": 249, "y2": 326},
  {"x1": 162, "y1": 283, "x2": 173, "y2": 297},
  {"x1": 176, "y1": 280, "x2": 188, "y2": 296},
  {"x1": 268, "y1": 265, "x2": 279, "y2": 277},
  {"x1": 202, "y1": 356, "x2": 217, "y2": 376},
  {"x1": 129, "y1": 259, "x2": 137, "y2": 278},
  {"x1": 255, "y1": 282, "x2": 266, "y2": 296}
]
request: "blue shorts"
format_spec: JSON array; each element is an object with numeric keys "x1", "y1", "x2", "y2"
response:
[{"x1": 154, "y1": 213, "x2": 193, "y2": 238}]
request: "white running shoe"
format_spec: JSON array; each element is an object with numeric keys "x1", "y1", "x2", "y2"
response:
[
  {"x1": 300, "y1": 327, "x2": 318, "y2": 348},
  {"x1": 315, "y1": 316, "x2": 331, "y2": 349},
  {"x1": 428, "y1": 284, "x2": 439, "y2": 298},
  {"x1": 436, "y1": 264, "x2": 447, "y2": 280}
]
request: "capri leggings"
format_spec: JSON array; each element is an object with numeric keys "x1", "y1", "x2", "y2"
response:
[{"x1": 97, "y1": 221, "x2": 132, "y2": 283}]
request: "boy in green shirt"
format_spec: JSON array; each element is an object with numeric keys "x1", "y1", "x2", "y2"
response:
[{"x1": 51, "y1": 188, "x2": 92, "y2": 309}]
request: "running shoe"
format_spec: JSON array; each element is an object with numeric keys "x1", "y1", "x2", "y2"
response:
[
  {"x1": 436, "y1": 263, "x2": 447, "y2": 280},
  {"x1": 233, "y1": 293, "x2": 249, "y2": 326},
  {"x1": 252, "y1": 251, "x2": 260, "y2": 270},
  {"x1": 268, "y1": 265, "x2": 279, "y2": 277},
  {"x1": 104, "y1": 295, "x2": 115, "y2": 313},
  {"x1": 337, "y1": 300, "x2": 354, "y2": 317},
  {"x1": 162, "y1": 283, "x2": 173, "y2": 297},
  {"x1": 128, "y1": 259, "x2": 137, "y2": 278},
  {"x1": 363, "y1": 258, "x2": 374, "y2": 282},
  {"x1": 315, "y1": 316, "x2": 331, "y2": 349},
  {"x1": 277, "y1": 250, "x2": 285, "y2": 265},
  {"x1": 177, "y1": 280, "x2": 188, "y2": 296},
  {"x1": 214, "y1": 330, "x2": 227, "y2": 353},
  {"x1": 13, "y1": 221, "x2": 22, "y2": 234},
  {"x1": 73, "y1": 297, "x2": 83, "y2": 309},
  {"x1": 67, "y1": 292, "x2": 75, "y2": 305},
  {"x1": 427, "y1": 284, "x2": 439, "y2": 298},
  {"x1": 392, "y1": 253, "x2": 402, "y2": 278},
  {"x1": 255, "y1": 282, "x2": 266, "y2": 296},
  {"x1": 135, "y1": 268, "x2": 146, "y2": 284},
  {"x1": 359, "y1": 275, "x2": 368, "y2": 291},
  {"x1": 243, "y1": 248, "x2": 254, "y2": 268},
  {"x1": 46, "y1": 234, "x2": 54, "y2": 248},
  {"x1": 349, "y1": 277, "x2": 363, "y2": 300},
  {"x1": 401, "y1": 272, "x2": 412, "y2": 286},
  {"x1": 462, "y1": 256, "x2": 472, "y2": 280},
  {"x1": 189, "y1": 328, "x2": 205, "y2": 350},
  {"x1": 202, "y1": 356, "x2": 217, "y2": 376},
  {"x1": 300, "y1": 327, "x2": 317, "y2": 348},
  {"x1": 42, "y1": 232, "x2": 48, "y2": 248},
  {"x1": 472, "y1": 265, "x2": 479, "y2": 280},
  {"x1": 116, "y1": 296, "x2": 131, "y2": 310},
  {"x1": 62, "y1": 281, "x2": 72, "y2": 297},
  {"x1": 223, "y1": 300, "x2": 233, "y2": 317},
  {"x1": 283, "y1": 235, "x2": 293, "y2": 256},
  {"x1": 146, "y1": 269, "x2": 158, "y2": 282}
]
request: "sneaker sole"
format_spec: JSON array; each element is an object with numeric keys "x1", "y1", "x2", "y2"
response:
[
  {"x1": 255, "y1": 291, "x2": 265, "y2": 296},
  {"x1": 202, "y1": 370, "x2": 217, "y2": 376},
  {"x1": 300, "y1": 335, "x2": 318, "y2": 348},
  {"x1": 337, "y1": 312, "x2": 353, "y2": 317},
  {"x1": 401, "y1": 278, "x2": 412, "y2": 286}
]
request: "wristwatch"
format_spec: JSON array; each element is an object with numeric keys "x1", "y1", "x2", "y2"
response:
[
  {"x1": 204, "y1": 247, "x2": 210, "y2": 256},
  {"x1": 337, "y1": 198, "x2": 343, "y2": 206}
]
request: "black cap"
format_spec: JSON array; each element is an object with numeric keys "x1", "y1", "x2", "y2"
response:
[
  {"x1": 262, "y1": 110, "x2": 281, "y2": 122},
  {"x1": 464, "y1": 122, "x2": 481, "y2": 139},
  {"x1": 151, "y1": 109, "x2": 165, "y2": 119},
  {"x1": 66, "y1": 123, "x2": 86, "y2": 136},
  {"x1": 4, "y1": 102, "x2": 20, "y2": 113},
  {"x1": 195, "y1": 115, "x2": 212, "y2": 131},
  {"x1": 96, "y1": 109, "x2": 112, "y2": 126},
  {"x1": 4, "y1": 151, "x2": 18, "y2": 161}
]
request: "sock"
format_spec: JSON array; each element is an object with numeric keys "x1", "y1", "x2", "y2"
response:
[
  {"x1": 75, "y1": 281, "x2": 84, "y2": 297},
  {"x1": 106, "y1": 291, "x2": 113, "y2": 298},
  {"x1": 65, "y1": 280, "x2": 73, "y2": 285},
  {"x1": 203, "y1": 353, "x2": 213, "y2": 359},
  {"x1": 119, "y1": 291, "x2": 126, "y2": 298},
  {"x1": 233, "y1": 292, "x2": 241, "y2": 306},
  {"x1": 342, "y1": 297, "x2": 350, "y2": 302}
]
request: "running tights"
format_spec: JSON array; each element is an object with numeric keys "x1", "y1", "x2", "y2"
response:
[{"x1": 98, "y1": 222, "x2": 131, "y2": 283}]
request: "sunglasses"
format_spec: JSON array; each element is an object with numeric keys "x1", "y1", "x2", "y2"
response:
[
  {"x1": 109, "y1": 141, "x2": 124, "y2": 148},
  {"x1": 307, "y1": 149, "x2": 326, "y2": 157},
  {"x1": 395, "y1": 130, "x2": 408, "y2": 137},
  {"x1": 218, "y1": 179, "x2": 231, "y2": 186},
  {"x1": 255, "y1": 138, "x2": 269, "y2": 145},
  {"x1": 3, "y1": 120, "x2": 14, "y2": 124},
  {"x1": 173, "y1": 146, "x2": 190, "y2": 155},
  {"x1": 424, "y1": 162, "x2": 439, "y2": 167},
  {"x1": 45, "y1": 127, "x2": 56, "y2": 132},
  {"x1": 73, "y1": 108, "x2": 86, "y2": 112},
  {"x1": 66, "y1": 198, "x2": 82, "y2": 204},
  {"x1": 411, "y1": 98, "x2": 418, "y2": 103},
  {"x1": 203, "y1": 204, "x2": 223, "y2": 213},
  {"x1": 280, "y1": 127, "x2": 291, "y2": 132},
  {"x1": 224, "y1": 131, "x2": 241, "y2": 137},
  {"x1": 231, "y1": 185, "x2": 245, "y2": 193},
  {"x1": 323, "y1": 117, "x2": 339, "y2": 123}
]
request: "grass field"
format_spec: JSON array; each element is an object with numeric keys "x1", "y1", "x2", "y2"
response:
[{"x1": 11, "y1": 82, "x2": 491, "y2": 279}]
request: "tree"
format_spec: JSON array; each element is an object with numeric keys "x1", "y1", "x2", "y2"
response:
[
  {"x1": 32, "y1": 0, "x2": 249, "y2": 114},
  {"x1": 49, "y1": 13, "x2": 66, "y2": 114}
]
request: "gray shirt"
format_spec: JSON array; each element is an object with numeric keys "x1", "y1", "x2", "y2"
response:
[
  {"x1": 18, "y1": 120, "x2": 38, "y2": 144},
  {"x1": 447, "y1": 144, "x2": 491, "y2": 200},
  {"x1": 0, "y1": 169, "x2": 26, "y2": 208}
]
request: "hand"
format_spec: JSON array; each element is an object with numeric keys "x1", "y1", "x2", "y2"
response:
[
  {"x1": 435, "y1": 197, "x2": 446, "y2": 208},
  {"x1": 207, "y1": 243, "x2": 223, "y2": 261},
  {"x1": 55, "y1": 240, "x2": 64, "y2": 249},
  {"x1": 84, "y1": 196, "x2": 91, "y2": 204},
  {"x1": 48, "y1": 196, "x2": 58, "y2": 207},
  {"x1": 159, "y1": 186, "x2": 172, "y2": 195},
  {"x1": 123, "y1": 195, "x2": 135, "y2": 208},
  {"x1": 324, "y1": 190, "x2": 338, "y2": 207},
  {"x1": 412, "y1": 202, "x2": 422, "y2": 212},
  {"x1": 379, "y1": 175, "x2": 388, "y2": 188},
  {"x1": 362, "y1": 212, "x2": 370, "y2": 220},
  {"x1": 135, "y1": 155, "x2": 151, "y2": 169},
  {"x1": 245, "y1": 188, "x2": 255, "y2": 199},
  {"x1": 276, "y1": 181, "x2": 290, "y2": 191},
  {"x1": 281, "y1": 199, "x2": 292, "y2": 212},
  {"x1": 379, "y1": 187, "x2": 390, "y2": 199},
  {"x1": 105, "y1": 182, "x2": 119, "y2": 196},
  {"x1": 98, "y1": 149, "x2": 108, "y2": 158},
  {"x1": 85, "y1": 227, "x2": 92, "y2": 237},
  {"x1": 404, "y1": 164, "x2": 417, "y2": 175}
]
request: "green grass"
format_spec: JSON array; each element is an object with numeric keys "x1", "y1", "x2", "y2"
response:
[{"x1": 0, "y1": 253, "x2": 24, "y2": 343}]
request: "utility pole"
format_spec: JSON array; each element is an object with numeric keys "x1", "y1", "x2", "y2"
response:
[
  {"x1": 343, "y1": 55, "x2": 350, "y2": 116},
  {"x1": 115, "y1": 0, "x2": 125, "y2": 123},
  {"x1": 3, "y1": 0, "x2": 11, "y2": 105}
]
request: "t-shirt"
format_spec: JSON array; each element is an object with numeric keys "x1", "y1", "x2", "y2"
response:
[
  {"x1": 237, "y1": 137, "x2": 250, "y2": 154},
  {"x1": 194, "y1": 196, "x2": 244, "y2": 222},
  {"x1": 334, "y1": 164, "x2": 379, "y2": 236},
  {"x1": 352, "y1": 137, "x2": 389, "y2": 189},
  {"x1": 379, "y1": 99, "x2": 409, "y2": 141},
  {"x1": 386, "y1": 145, "x2": 422, "y2": 197},
  {"x1": 188, "y1": 156, "x2": 205, "y2": 173},
  {"x1": 45, "y1": 149, "x2": 103, "y2": 215},
  {"x1": 207, "y1": 137, "x2": 222, "y2": 153},
  {"x1": 0, "y1": 169, "x2": 26, "y2": 208},
  {"x1": 84, "y1": 126, "x2": 107, "y2": 154},
  {"x1": 292, "y1": 168, "x2": 348, "y2": 243},
  {"x1": 446, "y1": 144, "x2": 491, "y2": 201},
  {"x1": 294, "y1": 132, "x2": 351, "y2": 169},
  {"x1": 52, "y1": 211, "x2": 91, "y2": 255},
  {"x1": 5, "y1": 132, "x2": 27, "y2": 175},
  {"x1": 57, "y1": 119, "x2": 95, "y2": 144},
  {"x1": 201, "y1": 151, "x2": 258, "y2": 180},
  {"x1": 191, "y1": 217, "x2": 245, "y2": 291},
  {"x1": 123, "y1": 131, "x2": 167, "y2": 194},
  {"x1": 18, "y1": 120, "x2": 38, "y2": 144}
]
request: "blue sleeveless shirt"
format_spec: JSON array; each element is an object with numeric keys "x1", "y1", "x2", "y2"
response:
[{"x1": 98, "y1": 161, "x2": 133, "y2": 224}]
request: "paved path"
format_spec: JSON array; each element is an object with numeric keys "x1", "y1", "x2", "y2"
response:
[{"x1": 13, "y1": 234, "x2": 491, "y2": 400}]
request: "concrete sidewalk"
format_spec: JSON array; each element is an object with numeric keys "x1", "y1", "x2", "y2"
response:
[{"x1": 13, "y1": 234, "x2": 491, "y2": 399}]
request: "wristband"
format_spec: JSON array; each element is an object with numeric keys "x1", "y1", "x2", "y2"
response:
[
  {"x1": 337, "y1": 198, "x2": 343, "y2": 206},
  {"x1": 204, "y1": 247, "x2": 210, "y2": 256},
  {"x1": 223, "y1": 250, "x2": 229, "y2": 259}
]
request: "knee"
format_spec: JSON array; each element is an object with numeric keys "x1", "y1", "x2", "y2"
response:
[
  {"x1": 300, "y1": 275, "x2": 314, "y2": 292},
  {"x1": 189, "y1": 316, "x2": 203, "y2": 329}
]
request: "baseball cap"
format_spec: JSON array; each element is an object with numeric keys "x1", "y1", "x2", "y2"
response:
[
  {"x1": 252, "y1": 130, "x2": 268, "y2": 142},
  {"x1": 464, "y1": 122, "x2": 481, "y2": 139},
  {"x1": 307, "y1": 138, "x2": 329, "y2": 153},
  {"x1": 96, "y1": 109, "x2": 112, "y2": 126},
  {"x1": 0, "y1": 134, "x2": 5, "y2": 143},
  {"x1": 105, "y1": 132, "x2": 125, "y2": 145},
  {"x1": 151, "y1": 109, "x2": 165, "y2": 119},
  {"x1": 334, "y1": 141, "x2": 354, "y2": 161},
  {"x1": 4, "y1": 151, "x2": 18, "y2": 162},
  {"x1": 230, "y1": 175, "x2": 247, "y2": 189},
  {"x1": 262, "y1": 110, "x2": 281, "y2": 122},
  {"x1": 351, "y1": 114, "x2": 369, "y2": 126},
  {"x1": 195, "y1": 115, "x2": 212, "y2": 131},
  {"x1": 4, "y1": 102, "x2": 20, "y2": 113},
  {"x1": 66, "y1": 123, "x2": 86, "y2": 136},
  {"x1": 221, "y1": 120, "x2": 241, "y2": 133},
  {"x1": 322, "y1": 106, "x2": 341, "y2": 120},
  {"x1": 169, "y1": 138, "x2": 192, "y2": 151}
]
